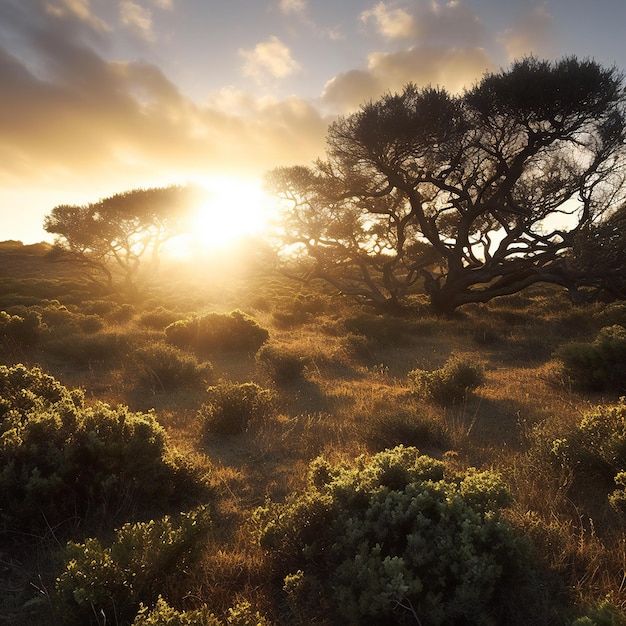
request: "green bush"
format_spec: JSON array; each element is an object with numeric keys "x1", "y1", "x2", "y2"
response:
[
  {"x1": 0, "y1": 364, "x2": 204, "y2": 533},
  {"x1": 166, "y1": 310, "x2": 269, "y2": 354},
  {"x1": 254, "y1": 446, "x2": 533, "y2": 625},
  {"x1": 55, "y1": 507, "x2": 211, "y2": 625},
  {"x1": 548, "y1": 399, "x2": 626, "y2": 484},
  {"x1": 256, "y1": 343, "x2": 306, "y2": 383},
  {"x1": 0, "y1": 309, "x2": 43, "y2": 346},
  {"x1": 132, "y1": 343, "x2": 213, "y2": 391},
  {"x1": 131, "y1": 597, "x2": 273, "y2": 626},
  {"x1": 408, "y1": 356, "x2": 484, "y2": 405},
  {"x1": 556, "y1": 325, "x2": 626, "y2": 391},
  {"x1": 344, "y1": 312, "x2": 415, "y2": 344},
  {"x1": 199, "y1": 382, "x2": 276, "y2": 436}
]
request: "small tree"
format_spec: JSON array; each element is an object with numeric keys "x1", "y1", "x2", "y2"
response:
[
  {"x1": 268, "y1": 57, "x2": 626, "y2": 314},
  {"x1": 44, "y1": 185, "x2": 197, "y2": 291}
]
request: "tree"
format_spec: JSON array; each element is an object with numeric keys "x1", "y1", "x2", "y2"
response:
[
  {"x1": 569, "y1": 203, "x2": 626, "y2": 302},
  {"x1": 268, "y1": 57, "x2": 626, "y2": 314},
  {"x1": 44, "y1": 185, "x2": 197, "y2": 291}
]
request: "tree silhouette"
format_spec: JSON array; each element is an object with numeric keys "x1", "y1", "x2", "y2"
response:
[
  {"x1": 44, "y1": 185, "x2": 197, "y2": 291},
  {"x1": 268, "y1": 57, "x2": 626, "y2": 313}
]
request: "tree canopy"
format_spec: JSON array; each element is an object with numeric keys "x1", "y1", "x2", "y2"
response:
[
  {"x1": 267, "y1": 57, "x2": 626, "y2": 313},
  {"x1": 44, "y1": 185, "x2": 197, "y2": 291}
]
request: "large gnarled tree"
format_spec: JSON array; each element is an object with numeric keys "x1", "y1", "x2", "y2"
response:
[
  {"x1": 268, "y1": 57, "x2": 626, "y2": 313},
  {"x1": 44, "y1": 185, "x2": 197, "y2": 291}
]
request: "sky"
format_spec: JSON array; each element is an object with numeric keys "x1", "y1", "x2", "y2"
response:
[{"x1": 1, "y1": 0, "x2": 625, "y2": 244}]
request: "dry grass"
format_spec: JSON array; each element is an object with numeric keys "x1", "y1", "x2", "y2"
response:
[{"x1": 2, "y1": 262, "x2": 626, "y2": 622}]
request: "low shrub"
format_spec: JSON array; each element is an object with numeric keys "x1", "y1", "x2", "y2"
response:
[
  {"x1": 132, "y1": 342, "x2": 213, "y2": 391},
  {"x1": 343, "y1": 312, "x2": 414, "y2": 344},
  {"x1": 166, "y1": 310, "x2": 269, "y2": 354},
  {"x1": 555, "y1": 325, "x2": 626, "y2": 391},
  {"x1": 254, "y1": 446, "x2": 535, "y2": 625},
  {"x1": 408, "y1": 355, "x2": 484, "y2": 405},
  {"x1": 0, "y1": 309, "x2": 43, "y2": 346},
  {"x1": 55, "y1": 506, "x2": 212, "y2": 625},
  {"x1": 0, "y1": 364, "x2": 205, "y2": 534},
  {"x1": 45, "y1": 329, "x2": 130, "y2": 366},
  {"x1": 199, "y1": 382, "x2": 276, "y2": 436},
  {"x1": 256, "y1": 343, "x2": 306, "y2": 383},
  {"x1": 547, "y1": 399, "x2": 626, "y2": 484},
  {"x1": 139, "y1": 306, "x2": 183, "y2": 329},
  {"x1": 131, "y1": 597, "x2": 273, "y2": 626}
]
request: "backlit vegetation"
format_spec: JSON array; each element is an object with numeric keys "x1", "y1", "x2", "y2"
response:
[{"x1": 1, "y1": 241, "x2": 626, "y2": 625}]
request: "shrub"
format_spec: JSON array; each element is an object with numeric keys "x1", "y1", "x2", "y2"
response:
[
  {"x1": 199, "y1": 382, "x2": 276, "y2": 436},
  {"x1": 256, "y1": 343, "x2": 306, "y2": 383},
  {"x1": 408, "y1": 355, "x2": 484, "y2": 405},
  {"x1": 254, "y1": 446, "x2": 532, "y2": 626},
  {"x1": 45, "y1": 329, "x2": 130, "y2": 367},
  {"x1": 132, "y1": 343, "x2": 213, "y2": 391},
  {"x1": 166, "y1": 310, "x2": 269, "y2": 354},
  {"x1": 133, "y1": 596, "x2": 221, "y2": 625},
  {"x1": 555, "y1": 325, "x2": 626, "y2": 391},
  {"x1": 0, "y1": 309, "x2": 43, "y2": 346},
  {"x1": 547, "y1": 399, "x2": 626, "y2": 484},
  {"x1": 343, "y1": 312, "x2": 414, "y2": 344},
  {"x1": 55, "y1": 506, "x2": 212, "y2": 625},
  {"x1": 139, "y1": 306, "x2": 183, "y2": 329},
  {"x1": 0, "y1": 365, "x2": 205, "y2": 533}
]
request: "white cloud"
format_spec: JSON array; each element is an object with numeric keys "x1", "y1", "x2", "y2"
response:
[
  {"x1": 152, "y1": 0, "x2": 173, "y2": 8},
  {"x1": 120, "y1": 1, "x2": 156, "y2": 41},
  {"x1": 240, "y1": 36, "x2": 301, "y2": 81},
  {"x1": 279, "y1": 0, "x2": 306, "y2": 14},
  {"x1": 361, "y1": 2, "x2": 415, "y2": 39}
]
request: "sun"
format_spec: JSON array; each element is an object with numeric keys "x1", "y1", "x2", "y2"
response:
[{"x1": 167, "y1": 175, "x2": 273, "y2": 258}]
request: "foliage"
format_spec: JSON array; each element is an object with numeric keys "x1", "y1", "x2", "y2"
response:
[
  {"x1": 132, "y1": 342, "x2": 213, "y2": 391},
  {"x1": 256, "y1": 343, "x2": 306, "y2": 383},
  {"x1": 199, "y1": 382, "x2": 276, "y2": 436},
  {"x1": 267, "y1": 56, "x2": 626, "y2": 313},
  {"x1": 254, "y1": 446, "x2": 533, "y2": 625},
  {"x1": 0, "y1": 309, "x2": 43, "y2": 346},
  {"x1": 555, "y1": 325, "x2": 626, "y2": 391},
  {"x1": 408, "y1": 355, "x2": 484, "y2": 405},
  {"x1": 131, "y1": 598, "x2": 272, "y2": 626},
  {"x1": 55, "y1": 506, "x2": 212, "y2": 625},
  {"x1": 547, "y1": 399, "x2": 626, "y2": 483},
  {"x1": 44, "y1": 185, "x2": 197, "y2": 290},
  {"x1": 133, "y1": 596, "x2": 222, "y2": 625},
  {"x1": 45, "y1": 328, "x2": 130, "y2": 367},
  {"x1": 166, "y1": 310, "x2": 269, "y2": 355},
  {"x1": 0, "y1": 364, "x2": 204, "y2": 533},
  {"x1": 139, "y1": 306, "x2": 183, "y2": 329},
  {"x1": 571, "y1": 204, "x2": 626, "y2": 303}
]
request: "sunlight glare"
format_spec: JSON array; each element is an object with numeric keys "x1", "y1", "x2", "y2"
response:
[{"x1": 167, "y1": 176, "x2": 273, "y2": 258}]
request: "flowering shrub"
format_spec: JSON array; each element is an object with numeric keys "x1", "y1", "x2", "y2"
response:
[{"x1": 254, "y1": 446, "x2": 529, "y2": 625}]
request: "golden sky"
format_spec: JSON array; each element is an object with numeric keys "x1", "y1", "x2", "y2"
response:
[{"x1": 1, "y1": 0, "x2": 624, "y2": 242}]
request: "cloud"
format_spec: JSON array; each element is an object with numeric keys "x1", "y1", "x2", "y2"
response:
[
  {"x1": 279, "y1": 0, "x2": 306, "y2": 15},
  {"x1": 323, "y1": 46, "x2": 496, "y2": 112},
  {"x1": 240, "y1": 36, "x2": 301, "y2": 81},
  {"x1": 45, "y1": 0, "x2": 109, "y2": 32},
  {"x1": 361, "y1": 2, "x2": 415, "y2": 39},
  {"x1": 0, "y1": 4, "x2": 326, "y2": 193},
  {"x1": 498, "y1": 6, "x2": 555, "y2": 61},
  {"x1": 119, "y1": 1, "x2": 156, "y2": 41}
]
